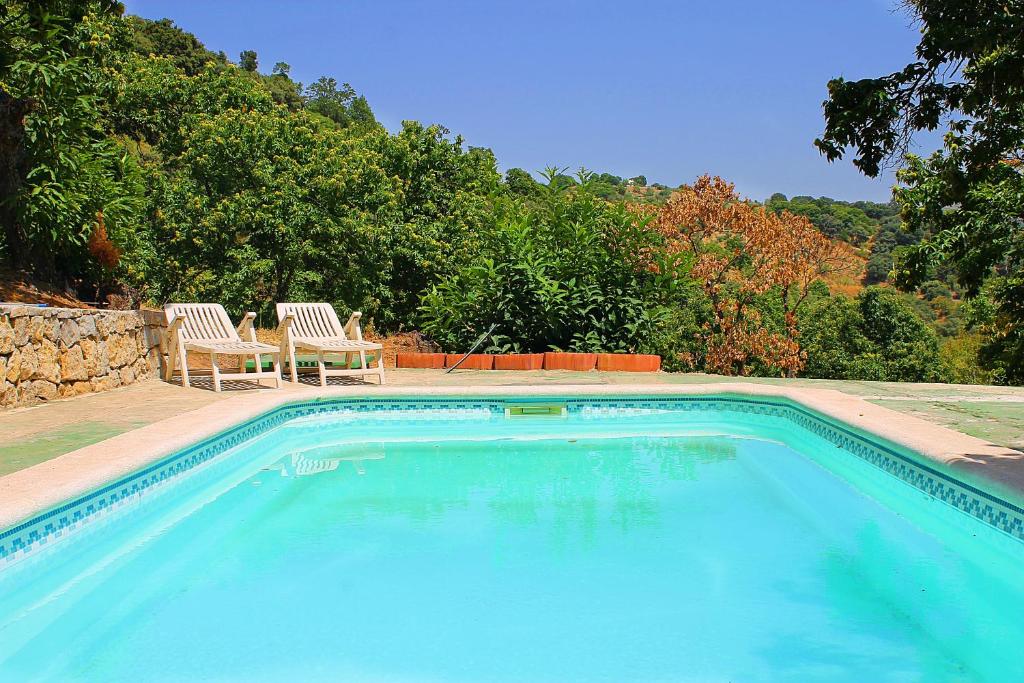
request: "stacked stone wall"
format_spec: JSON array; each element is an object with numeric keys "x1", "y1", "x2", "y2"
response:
[{"x1": 0, "y1": 307, "x2": 164, "y2": 408}]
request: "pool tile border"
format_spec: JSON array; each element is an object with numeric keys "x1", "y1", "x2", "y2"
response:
[{"x1": 2, "y1": 394, "x2": 1022, "y2": 566}]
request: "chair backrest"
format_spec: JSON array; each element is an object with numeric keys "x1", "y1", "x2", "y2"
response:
[
  {"x1": 276, "y1": 303, "x2": 346, "y2": 340},
  {"x1": 164, "y1": 303, "x2": 239, "y2": 342}
]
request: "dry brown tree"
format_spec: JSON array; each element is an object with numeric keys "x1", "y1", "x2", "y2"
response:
[{"x1": 638, "y1": 175, "x2": 852, "y2": 376}]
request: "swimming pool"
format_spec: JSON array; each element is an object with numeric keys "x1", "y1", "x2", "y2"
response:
[{"x1": 1, "y1": 396, "x2": 1022, "y2": 681}]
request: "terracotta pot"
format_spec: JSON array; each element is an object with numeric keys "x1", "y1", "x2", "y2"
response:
[
  {"x1": 596, "y1": 353, "x2": 661, "y2": 372},
  {"x1": 543, "y1": 352, "x2": 597, "y2": 371},
  {"x1": 396, "y1": 352, "x2": 446, "y2": 369},
  {"x1": 444, "y1": 353, "x2": 494, "y2": 370},
  {"x1": 492, "y1": 353, "x2": 545, "y2": 370}
]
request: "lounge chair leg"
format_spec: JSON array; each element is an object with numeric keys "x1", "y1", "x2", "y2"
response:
[
  {"x1": 272, "y1": 353, "x2": 282, "y2": 389},
  {"x1": 377, "y1": 352, "x2": 386, "y2": 385},
  {"x1": 317, "y1": 350, "x2": 327, "y2": 387},
  {"x1": 358, "y1": 351, "x2": 367, "y2": 382},
  {"x1": 164, "y1": 338, "x2": 175, "y2": 382},
  {"x1": 211, "y1": 353, "x2": 222, "y2": 392},
  {"x1": 289, "y1": 342, "x2": 298, "y2": 384},
  {"x1": 178, "y1": 343, "x2": 190, "y2": 388}
]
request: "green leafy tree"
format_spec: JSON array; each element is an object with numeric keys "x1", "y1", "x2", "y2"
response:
[
  {"x1": 816, "y1": 0, "x2": 1024, "y2": 383},
  {"x1": 503, "y1": 168, "x2": 543, "y2": 199},
  {"x1": 0, "y1": 0, "x2": 143, "y2": 276},
  {"x1": 304, "y1": 76, "x2": 377, "y2": 130},
  {"x1": 238, "y1": 49, "x2": 258, "y2": 72},
  {"x1": 367, "y1": 122, "x2": 501, "y2": 328},
  {"x1": 765, "y1": 194, "x2": 892, "y2": 246},
  {"x1": 138, "y1": 109, "x2": 400, "y2": 317},
  {"x1": 800, "y1": 287, "x2": 942, "y2": 382},
  {"x1": 126, "y1": 16, "x2": 223, "y2": 75}
]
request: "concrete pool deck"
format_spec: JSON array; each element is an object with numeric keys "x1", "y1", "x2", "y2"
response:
[{"x1": 2, "y1": 371, "x2": 1023, "y2": 529}]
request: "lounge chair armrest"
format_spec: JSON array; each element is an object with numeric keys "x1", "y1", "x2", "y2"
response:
[
  {"x1": 237, "y1": 311, "x2": 258, "y2": 342},
  {"x1": 163, "y1": 312, "x2": 187, "y2": 351},
  {"x1": 344, "y1": 312, "x2": 364, "y2": 341},
  {"x1": 276, "y1": 311, "x2": 296, "y2": 335}
]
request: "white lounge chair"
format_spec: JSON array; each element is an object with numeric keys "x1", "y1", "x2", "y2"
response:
[
  {"x1": 163, "y1": 303, "x2": 282, "y2": 392},
  {"x1": 276, "y1": 303, "x2": 385, "y2": 385}
]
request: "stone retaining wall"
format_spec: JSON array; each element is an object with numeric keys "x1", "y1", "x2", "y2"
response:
[{"x1": 0, "y1": 307, "x2": 165, "y2": 409}]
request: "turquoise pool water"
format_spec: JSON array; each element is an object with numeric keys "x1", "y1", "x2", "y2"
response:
[{"x1": 1, "y1": 400, "x2": 1022, "y2": 681}]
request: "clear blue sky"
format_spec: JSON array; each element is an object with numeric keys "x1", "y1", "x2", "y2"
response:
[{"x1": 123, "y1": 0, "x2": 932, "y2": 202}]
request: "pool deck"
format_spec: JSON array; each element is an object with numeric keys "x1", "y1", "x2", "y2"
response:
[{"x1": 2, "y1": 370, "x2": 1024, "y2": 529}]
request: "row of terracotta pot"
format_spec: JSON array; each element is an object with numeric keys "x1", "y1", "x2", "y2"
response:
[{"x1": 395, "y1": 352, "x2": 661, "y2": 372}]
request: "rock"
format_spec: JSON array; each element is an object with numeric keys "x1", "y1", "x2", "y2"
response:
[
  {"x1": 0, "y1": 318, "x2": 13, "y2": 354},
  {"x1": 114, "y1": 315, "x2": 132, "y2": 335},
  {"x1": 34, "y1": 339, "x2": 60, "y2": 383},
  {"x1": 44, "y1": 317, "x2": 60, "y2": 341},
  {"x1": 25, "y1": 379, "x2": 58, "y2": 402},
  {"x1": 80, "y1": 338, "x2": 110, "y2": 376},
  {"x1": 96, "y1": 316, "x2": 111, "y2": 339},
  {"x1": 6, "y1": 349, "x2": 20, "y2": 383},
  {"x1": 13, "y1": 317, "x2": 29, "y2": 346},
  {"x1": 119, "y1": 333, "x2": 140, "y2": 368},
  {"x1": 29, "y1": 317, "x2": 48, "y2": 343},
  {"x1": 77, "y1": 315, "x2": 97, "y2": 339},
  {"x1": 18, "y1": 345, "x2": 36, "y2": 382},
  {"x1": 133, "y1": 356, "x2": 151, "y2": 380},
  {"x1": 71, "y1": 380, "x2": 93, "y2": 396},
  {"x1": 59, "y1": 345, "x2": 88, "y2": 382},
  {"x1": 59, "y1": 319, "x2": 81, "y2": 348},
  {"x1": 0, "y1": 382, "x2": 16, "y2": 407},
  {"x1": 136, "y1": 331, "x2": 149, "y2": 355},
  {"x1": 92, "y1": 371, "x2": 120, "y2": 392},
  {"x1": 120, "y1": 363, "x2": 136, "y2": 385}
]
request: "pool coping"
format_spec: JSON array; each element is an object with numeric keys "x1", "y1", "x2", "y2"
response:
[{"x1": 2, "y1": 382, "x2": 1022, "y2": 532}]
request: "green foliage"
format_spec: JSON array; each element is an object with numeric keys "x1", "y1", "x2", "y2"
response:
[
  {"x1": 503, "y1": 168, "x2": 544, "y2": 199},
  {"x1": 125, "y1": 16, "x2": 224, "y2": 75},
  {"x1": 304, "y1": 77, "x2": 377, "y2": 131},
  {"x1": 800, "y1": 287, "x2": 942, "y2": 382},
  {"x1": 940, "y1": 334, "x2": 994, "y2": 385},
  {"x1": 238, "y1": 49, "x2": 257, "y2": 72},
  {"x1": 418, "y1": 187, "x2": 697, "y2": 354},
  {"x1": 817, "y1": 0, "x2": 1024, "y2": 384},
  {"x1": 766, "y1": 194, "x2": 892, "y2": 246},
  {"x1": 0, "y1": 0, "x2": 144, "y2": 276},
  {"x1": 136, "y1": 109, "x2": 398, "y2": 316}
]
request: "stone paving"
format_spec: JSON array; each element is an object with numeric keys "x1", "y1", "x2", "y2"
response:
[{"x1": 2, "y1": 370, "x2": 1023, "y2": 477}]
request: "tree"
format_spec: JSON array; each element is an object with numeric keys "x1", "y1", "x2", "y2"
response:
[
  {"x1": 272, "y1": 61, "x2": 290, "y2": 77},
  {"x1": 0, "y1": 0, "x2": 142, "y2": 276},
  {"x1": 239, "y1": 49, "x2": 258, "y2": 72},
  {"x1": 504, "y1": 168, "x2": 543, "y2": 198},
  {"x1": 801, "y1": 288, "x2": 943, "y2": 382},
  {"x1": 641, "y1": 176, "x2": 851, "y2": 376},
  {"x1": 138, "y1": 109, "x2": 400, "y2": 317},
  {"x1": 815, "y1": 0, "x2": 1024, "y2": 383},
  {"x1": 126, "y1": 16, "x2": 223, "y2": 75},
  {"x1": 303, "y1": 76, "x2": 377, "y2": 130}
]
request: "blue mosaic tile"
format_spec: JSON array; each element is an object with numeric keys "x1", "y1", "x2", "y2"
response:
[{"x1": 1, "y1": 395, "x2": 1021, "y2": 566}]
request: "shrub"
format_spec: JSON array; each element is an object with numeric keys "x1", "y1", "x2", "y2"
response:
[
  {"x1": 418, "y1": 187, "x2": 692, "y2": 354},
  {"x1": 940, "y1": 334, "x2": 994, "y2": 385},
  {"x1": 800, "y1": 287, "x2": 943, "y2": 382}
]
